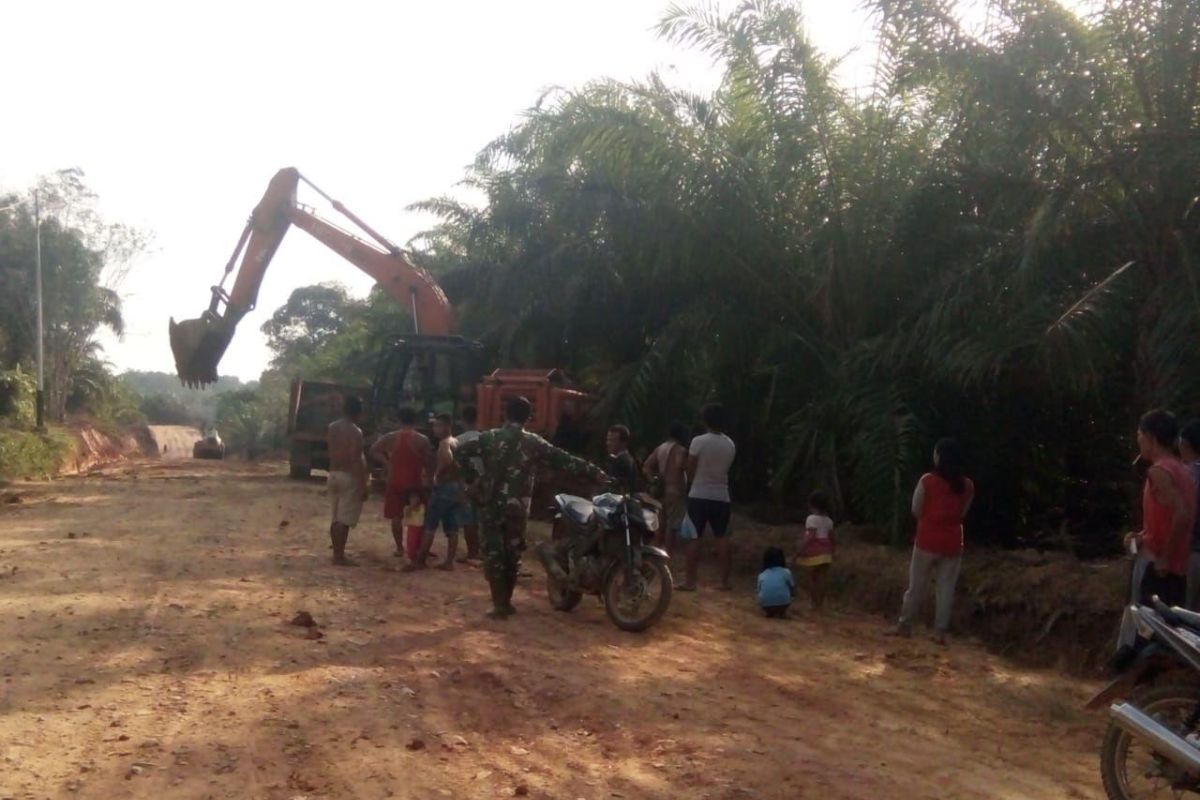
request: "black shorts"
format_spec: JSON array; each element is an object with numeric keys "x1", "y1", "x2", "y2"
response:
[
  {"x1": 687, "y1": 498, "x2": 732, "y2": 538},
  {"x1": 1139, "y1": 565, "x2": 1187, "y2": 607}
]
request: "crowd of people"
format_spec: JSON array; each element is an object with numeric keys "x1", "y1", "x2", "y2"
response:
[
  {"x1": 758, "y1": 408, "x2": 1200, "y2": 648},
  {"x1": 753, "y1": 437, "x2": 974, "y2": 646},
  {"x1": 324, "y1": 393, "x2": 1200, "y2": 640},
  {"x1": 323, "y1": 397, "x2": 741, "y2": 618}
]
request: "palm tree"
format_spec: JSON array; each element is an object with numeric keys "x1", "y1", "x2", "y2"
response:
[{"x1": 408, "y1": 0, "x2": 1200, "y2": 550}]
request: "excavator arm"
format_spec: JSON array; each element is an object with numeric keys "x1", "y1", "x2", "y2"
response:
[{"x1": 169, "y1": 167, "x2": 454, "y2": 387}]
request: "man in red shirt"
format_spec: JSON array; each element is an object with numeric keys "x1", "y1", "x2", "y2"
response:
[
  {"x1": 370, "y1": 407, "x2": 432, "y2": 564},
  {"x1": 1126, "y1": 410, "x2": 1196, "y2": 607}
]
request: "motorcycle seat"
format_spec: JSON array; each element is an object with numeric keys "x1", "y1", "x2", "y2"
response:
[{"x1": 556, "y1": 494, "x2": 595, "y2": 526}]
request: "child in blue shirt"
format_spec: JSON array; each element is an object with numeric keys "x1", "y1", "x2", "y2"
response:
[{"x1": 757, "y1": 546, "x2": 795, "y2": 618}]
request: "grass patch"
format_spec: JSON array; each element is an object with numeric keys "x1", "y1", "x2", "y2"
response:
[{"x1": 0, "y1": 425, "x2": 75, "y2": 481}]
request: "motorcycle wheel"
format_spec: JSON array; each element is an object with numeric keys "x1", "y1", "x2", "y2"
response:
[
  {"x1": 1100, "y1": 683, "x2": 1200, "y2": 800},
  {"x1": 546, "y1": 520, "x2": 583, "y2": 612},
  {"x1": 602, "y1": 556, "x2": 672, "y2": 633}
]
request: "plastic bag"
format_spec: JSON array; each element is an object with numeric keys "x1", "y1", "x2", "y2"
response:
[{"x1": 679, "y1": 514, "x2": 698, "y2": 540}]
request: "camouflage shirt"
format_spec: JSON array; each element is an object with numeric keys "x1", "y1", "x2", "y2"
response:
[{"x1": 455, "y1": 423, "x2": 607, "y2": 507}]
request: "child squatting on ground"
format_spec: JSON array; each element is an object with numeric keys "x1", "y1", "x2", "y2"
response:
[
  {"x1": 757, "y1": 546, "x2": 795, "y2": 618},
  {"x1": 796, "y1": 490, "x2": 835, "y2": 611}
]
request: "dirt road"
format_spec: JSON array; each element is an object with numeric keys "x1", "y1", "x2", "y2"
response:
[{"x1": 0, "y1": 460, "x2": 1106, "y2": 799}]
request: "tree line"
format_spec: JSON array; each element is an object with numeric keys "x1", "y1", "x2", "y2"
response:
[
  {"x1": 246, "y1": 0, "x2": 1200, "y2": 553},
  {"x1": 0, "y1": 174, "x2": 251, "y2": 435},
  {"x1": 403, "y1": 0, "x2": 1200, "y2": 554},
  {"x1": 0, "y1": 169, "x2": 147, "y2": 428}
]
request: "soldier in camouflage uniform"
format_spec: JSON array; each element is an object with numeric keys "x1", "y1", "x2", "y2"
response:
[{"x1": 455, "y1": 395, "x2": 608, "y2": 619}]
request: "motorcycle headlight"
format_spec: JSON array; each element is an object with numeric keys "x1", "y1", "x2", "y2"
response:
[{"x1": 641, "y1": 508, "x2": 660, "y2": 532}]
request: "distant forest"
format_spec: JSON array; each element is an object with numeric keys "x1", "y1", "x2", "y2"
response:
[{"x1": 119, "y1": 371, "x2": 250, "y2": 426}]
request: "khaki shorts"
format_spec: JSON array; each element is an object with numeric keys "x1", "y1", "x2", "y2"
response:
[
  {"x1": 663, "y1": 494, "x2": 686, "y2": 533},
  {"x1": 328, "y1": 471, "x2": 364, "y2": 527}
]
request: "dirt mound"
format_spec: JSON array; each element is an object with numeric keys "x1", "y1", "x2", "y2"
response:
[
  {"x1": 61, "y1": 424, "x2": 138, "y2": 474},
  {"x1": 135, "y1": 425, "x2": 203, "y2": 460},
  {"x1": 730, "y1": 518, "x2": 1126, "y2": 674}
]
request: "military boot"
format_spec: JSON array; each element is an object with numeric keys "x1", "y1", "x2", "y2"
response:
[{"x1": 486, "y1": 579, "x2": 516, "y2": 619}]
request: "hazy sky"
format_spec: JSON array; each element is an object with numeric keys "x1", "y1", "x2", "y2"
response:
[{"x1": 3, "y1": 0, "x2": 885, "y2": 381}]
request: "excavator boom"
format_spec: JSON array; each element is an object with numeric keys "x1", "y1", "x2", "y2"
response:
[{"x1": 169, "y1": 168, "x2": 454, "y2": 387}]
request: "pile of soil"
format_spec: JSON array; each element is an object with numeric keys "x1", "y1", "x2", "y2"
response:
[
  {"x1": 133, "y1": 425, "x2": 203, "y2": 460},
  {"x1": 62, "y1": 424, "x2": 138, "y2": 475},
  {"x1": 728, "y1": 518, "x2": 1127, "y2": 674}
]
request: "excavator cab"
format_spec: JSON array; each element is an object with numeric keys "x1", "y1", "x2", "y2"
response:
[
  {"x1": 370, "y1": 336, "x2": 484, "y2": 431},
  {"x1": 367, "y1": 337, "x2": 595, "y2": 446}
]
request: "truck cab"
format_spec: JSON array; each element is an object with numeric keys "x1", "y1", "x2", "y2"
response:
[
  {"x1": 286, "y1": 379, "x2": 370, "y2": 479},
  {"x1": 286, "y1": 337, "x2": 595, "y2": 480}
]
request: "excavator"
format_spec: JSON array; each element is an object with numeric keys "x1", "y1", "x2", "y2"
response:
[{"x1": 169, "y1": 167, "x2": 591, "y2": 475}]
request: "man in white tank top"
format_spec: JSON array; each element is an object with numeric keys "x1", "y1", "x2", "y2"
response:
[{"x1": 680, "y1": 404, "x2": 736, "y2": 591}]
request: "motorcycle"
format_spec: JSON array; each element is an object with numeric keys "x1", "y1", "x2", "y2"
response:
[
  {"x1": 536, "y1": 490, "x2": 673, "y2": 632},
  {"x1": 1089, "y1": 598, "x2": 1200, "y2": 798}
]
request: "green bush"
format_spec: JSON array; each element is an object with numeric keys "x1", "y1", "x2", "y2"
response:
[
  {"x1": 0, "y1": 426, "x2": 74, "y2": 480},
  {"x1": 0, "y1": 368, "x2": 36, "y2": 426}
]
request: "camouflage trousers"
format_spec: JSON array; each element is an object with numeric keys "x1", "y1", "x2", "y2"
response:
[{"x1": 479, "y1": 500, "x2": 530, "y2": 603}]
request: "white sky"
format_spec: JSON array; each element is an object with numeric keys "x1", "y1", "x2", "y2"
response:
[{"x1": 3, "y1": 0, "x2": 890, "y2": 381}]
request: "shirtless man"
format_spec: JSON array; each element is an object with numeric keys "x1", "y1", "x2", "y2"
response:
[
  {"x1": 326, "y1": 395, "x2": 369, "y2": 566},
  {"x1": 415, "y1": 413, "x2": 464, "y2": 570},
  {"x1": 369, "y1": 407, "x2": 432, "y2": 564},
  {"x1": 644, "y1": 420, "x2": 691, "y2": 553},
  {"x1": 455, "y1": 406, "x2": 483, "y2": 563}
]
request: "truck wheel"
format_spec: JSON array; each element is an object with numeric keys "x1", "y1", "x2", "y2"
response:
[{"x1": 289, "y1": 463, "x2": 311, "y2": 480}]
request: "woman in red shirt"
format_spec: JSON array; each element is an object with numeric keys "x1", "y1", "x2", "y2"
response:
[{"x1": 890, "y1": 438, "x2": 974, "y2": 645}]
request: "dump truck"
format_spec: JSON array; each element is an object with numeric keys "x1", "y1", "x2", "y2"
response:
[
  {"x1": 192, "y1": 428, "x2": 225, "y2": 460},
  {"x1": 284, "y1": 379, "x2": 370, "y2": 478}
]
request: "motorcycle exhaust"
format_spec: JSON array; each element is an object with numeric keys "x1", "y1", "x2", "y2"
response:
[{"x1": 1111, "y1": 703, "x2": 1200, "y2": 774}]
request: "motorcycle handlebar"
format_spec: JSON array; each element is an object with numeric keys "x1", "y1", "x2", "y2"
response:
[{"x1": 1150, "y1": 595, "x2": 1180, "y2": 624}]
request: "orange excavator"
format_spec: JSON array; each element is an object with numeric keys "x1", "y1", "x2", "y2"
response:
[{"x1": 169, "y1": 167, "x2": 591, "y2": 471}]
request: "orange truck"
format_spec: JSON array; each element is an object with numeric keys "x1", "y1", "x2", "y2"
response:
[{"x1": 168, "y1": 168, "x2": 591, "y2": 476}]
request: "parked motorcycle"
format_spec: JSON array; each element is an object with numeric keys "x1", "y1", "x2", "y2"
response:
[
  {"x1": 536, "y1": 491, "x2": 672, "y2": 632},
  {"x1": 1089, "y1": 598, "x2": 1200, "y2": 798}
]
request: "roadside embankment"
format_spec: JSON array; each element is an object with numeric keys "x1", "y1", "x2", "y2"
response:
[
  {"x1": 0, "y1": 426, "x2": 76, "y2": 481},
  {"x1": 0, "y1": 423, "x2": 203, "y2": 481}
]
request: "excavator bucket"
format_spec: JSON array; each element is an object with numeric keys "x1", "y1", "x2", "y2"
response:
[{"x1": 169, "y1": 315, "x2": 233, "y2": 388}]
